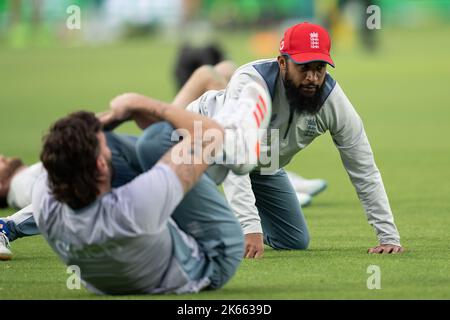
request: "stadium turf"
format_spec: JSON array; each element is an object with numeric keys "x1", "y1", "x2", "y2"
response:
[{"x1": 1, "y1": 25, "x2": 449, "y2": 299}]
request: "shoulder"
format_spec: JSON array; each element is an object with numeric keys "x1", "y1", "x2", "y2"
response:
[
  {"x1": 31, "y1": 172, "x2": 58, "y2": 228},
  {"x1": 236, "y1": 58, "x2": 278, "y2": 74},
  {"x1": 231, "y1": 59, "x2": 277, "y2": 82},
  {"x1": 316, "y1": 76, "x2": 353, "y2": 127},
  {"x1": 320, "y1": 75, "x2": 354, "y2": 115},
  {"x1": 326, "y1": 79, "x2": 348, "y2": 103},
  {"x1": 318, "y1": 77, "x2": 364, "y2": 137},
  {"x1": 227, "y1": 59, "x2": 277, "y2": 98},
  {"x1": 320, "y1": 73, "x2": 338, "y2": 105}
]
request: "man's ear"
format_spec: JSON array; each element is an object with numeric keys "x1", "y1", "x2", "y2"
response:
[
  {"x1": 96, "y1": 156, "x2": 108, "y2": 176},
  {"x1": 277, "y1": 55, "x2": 287, "y2": 72}
]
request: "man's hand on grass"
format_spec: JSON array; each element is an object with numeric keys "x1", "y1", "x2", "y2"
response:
[
  {"x1": 368, "y1": 244, "x2": 404, "y2": 254},
  {"x1": 244, "y1": 233, "x2": 264, "y2": 259}
]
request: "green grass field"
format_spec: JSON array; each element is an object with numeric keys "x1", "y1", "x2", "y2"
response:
[{"x1": 1, "y1": 25, "x2": 449, "y2": 299}]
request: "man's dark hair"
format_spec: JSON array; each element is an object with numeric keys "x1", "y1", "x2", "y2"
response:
[
  {"x1": 174, "y1": 43, "x2": 225, "y2": 89},
  {"x1": 40, "y1": 111, "x2": 102, "y2": 210}
]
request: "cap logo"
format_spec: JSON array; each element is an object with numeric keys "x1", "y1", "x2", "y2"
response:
[
  {"x1": 310, "y1": 32, "x2": 319, "y2": 49},
  {"x1": 280, "y1": 39, "x2": 285, "y2": 51}
]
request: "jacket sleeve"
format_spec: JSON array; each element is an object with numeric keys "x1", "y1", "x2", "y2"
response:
[
  {"x1": 326, "y1": 83, "x2": 401, "y2": 245},
  {"x1": 223, "y1": 172, "x2": 262, "y2": 234}
]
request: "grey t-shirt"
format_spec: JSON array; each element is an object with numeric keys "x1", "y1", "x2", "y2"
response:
[
  {"x1": 7, "y1": 162, "x2": 45, "y2": 209},
  {"x1": 32, "y1": 163, "x2": 208, "y2": 295}
]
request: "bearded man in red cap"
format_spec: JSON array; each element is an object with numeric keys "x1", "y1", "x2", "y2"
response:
[{"x1": 98, "y1": 22, "x2": 404, "y2": 259}]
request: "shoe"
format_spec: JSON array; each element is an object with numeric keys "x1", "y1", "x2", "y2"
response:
[
  {"x1": 287, "y1": 171, "x2": 327, "y2": 196},
  {"x1": 216, "y1": 82, "x2": 272, "y2": 175},
  {"x1": 0, "y1": 231, "x2": 12, "y2": 261},
  {"x1": 297, "y1": 192, "x2": 312, "y2": 208}
]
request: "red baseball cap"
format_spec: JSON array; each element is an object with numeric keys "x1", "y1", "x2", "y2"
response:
[{"x1": 279, "y1": 22, "x2": 335, "y2": 67}]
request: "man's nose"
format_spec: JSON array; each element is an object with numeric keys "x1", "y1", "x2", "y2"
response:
[{"x1": 305, "y1": 71, "x2": 319, "y2": 82}]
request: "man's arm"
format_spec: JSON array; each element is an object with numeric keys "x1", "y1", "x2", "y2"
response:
[
  {"x1": 326, "y1": 83, "x2": 403, "y2": 254},
  {"x1": 99, "y1": 61, "x2": 236, "y2": 129},
  {"x1": 336, "y1": 133, "x2": 403, "y2": 253},
  {"x1": 223, "y1": 172, "x2": 264, "y2": 258},
  {"x1": 172, "y1": 61, "x2": 236, "y2": 109},
  {"x1": 103, "y1": 93, "x2": 224, "y2": 193},
  {"x1": 103, "y1": 70, "x2": 270, "y2": 253},
  {"x1": 112, "y1": 94, "x2": 226, "y2": 232}
]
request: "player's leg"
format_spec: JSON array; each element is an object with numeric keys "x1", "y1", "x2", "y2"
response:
[
  {"x1": 0, "y1": 221, "x2": 12, "y2": 260},
  {"x1": 170, "y1": 174, "x2": 244, "y2": 289},
  {"x1": 0, "y1": 233, "x2": 11, "y2": 260},
  {"x1": 215, "y1": 80, "x2": 272, "y2": 175},
  {"x1": 297, "y1": 192, "x2": 313, "y2": 207},
  {"x1": 0, "y1": 204, "x2": 36, "y2": 260},
  {"x1": 250, "y1": 169, "x2": 310, "y2": 250},
  {"x1": 0, "y1": 205, "x2": 37, "y2": 242},
  {"x1": 214, "y1": 60, "x2": 237, "y2": 83},
  {"x1": 104, "y1": 132, "x2": 143, "y2": 188},
  {"x1": 182, "y1": 79, "x2": 272, "y2": 177},
  {"x1": 287, "y1": 170, "x2": 328, "y2": 197},
  {"x1": 135, "y1": 122, "x2": 244, "y2": 289},
  {"x1": 172, "y1": 61, "x2": 236, "y2": 109}
]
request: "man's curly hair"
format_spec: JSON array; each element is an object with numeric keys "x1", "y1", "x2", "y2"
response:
[{"x1": 40, "y1": 111, "x2": 102, "y2": 209}]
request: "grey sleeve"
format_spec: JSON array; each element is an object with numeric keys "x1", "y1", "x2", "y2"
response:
[
  {"x1": 327, "y1": 84, "x2": 401, "y2": 246},
  {"x1": 118, "y1": 163, "x2": 184, "y2": 232},
  {"x1": 31, "y1": 173, "x2": 50, "y2": 228},
  {"x1": 222, "y1": 172, "x2": 261, "y2": 234}
]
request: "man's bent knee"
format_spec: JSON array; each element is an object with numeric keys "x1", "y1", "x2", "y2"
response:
[
  {"x1": 207, "y1": 222, "x2": 244, "y2": 289},
  {"x1": 266, "y1": 232, "x2": 310, "y2": 250},
  {"x1": 135, "y1": 122, "x2": 176, "y2": 170},
  {"x1": 290, "y1": 234, "x2": 310, "y2": 250}
]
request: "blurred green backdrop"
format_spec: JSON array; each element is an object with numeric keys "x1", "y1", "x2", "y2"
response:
[{"x1": 0, "y1": 0, "x2": 449, "y2": 299}]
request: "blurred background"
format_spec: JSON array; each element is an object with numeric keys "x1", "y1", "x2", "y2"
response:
[
  {"x1": 1, "y1": 0, "x2": 450, "y2": 47},
  {"x1": 1, "y1": 0, "x2": 450, "y2": 201},
  {"x1": 1, "y1": 0, "x2": 450, "y2": 205},
  {"x1": 1, "y1": 0, "x2": 450, "y2": 172},
  {"x1": 1, "y1": 1, "x2": 450, "y2": 53},
  {"x1": 1, "y1": 0, "x2": 450, "y2": 299},
  {"x1": 1, "y1": 0, "x2": 450, "y2": 182}
]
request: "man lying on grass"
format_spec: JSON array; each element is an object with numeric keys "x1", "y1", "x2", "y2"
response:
[{"x1": 28, "y1": 106, "x2": 246, "y2": 295}]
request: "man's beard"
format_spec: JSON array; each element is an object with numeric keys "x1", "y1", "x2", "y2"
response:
[{"x1": 283, "y1": 75, "x2": 324, "y2": 115}]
